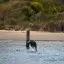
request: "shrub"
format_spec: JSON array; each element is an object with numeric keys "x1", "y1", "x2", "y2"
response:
[
  {"x1": 0, "y1": 21, "x2": 5, "y2": 30},
  {"x1": 22, "y1": 6, "x2": 34, "y2": 20},
  {"x1": 30, "y1": 23, "x2": 41, "y2": 30},
  {"x1": 0, "y1": 0, "x2": 9, "y2": 3},
  {"x1": 31, "y1": 2, "x2": 43, "y2": 13},
  {"x1": 44, "y1": 21, "x2": 56, "y2": 32}
]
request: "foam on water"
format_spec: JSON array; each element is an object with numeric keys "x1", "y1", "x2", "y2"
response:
[{"x1": 0, "y1": 40, "x2": 64, "y2": 64}]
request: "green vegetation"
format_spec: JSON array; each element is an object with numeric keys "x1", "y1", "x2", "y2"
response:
[
  {"x1": 0, "y1": 0, "x2": 64, "y2": 31},
  {"x1": 0, "y1": 0, "x2": 9, "y2": 3}
]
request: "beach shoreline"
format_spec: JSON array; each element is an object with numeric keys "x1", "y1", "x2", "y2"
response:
[{"x1": 0, "y1": 30, "x2": 64, "y2": 41}]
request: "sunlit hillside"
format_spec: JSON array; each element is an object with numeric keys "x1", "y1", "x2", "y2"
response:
[{"x1": 0, "y1": 0, "x2": 64, "y2": 31}]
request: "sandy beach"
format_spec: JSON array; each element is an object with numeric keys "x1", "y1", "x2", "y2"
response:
[{"x1": 0, "y1": 30, "x2": 64, "y2": 40}]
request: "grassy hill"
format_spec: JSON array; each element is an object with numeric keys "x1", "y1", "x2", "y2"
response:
[{"x1": 0, "y1": 0, "x2": 64, "y2": 31}]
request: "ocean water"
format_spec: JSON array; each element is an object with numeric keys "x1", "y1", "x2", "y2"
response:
[{"x1": 0, "y1": 40, "x2": 64, "y2": 64}]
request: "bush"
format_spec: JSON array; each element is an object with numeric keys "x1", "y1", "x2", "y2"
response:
[
  {"x1": 22, "y1": 6, "x2": 34, "y2": 20},
  {"x1": 30, "y1": 23, "x2": 41, "y2": 30},
  {"x1": 31, "y1": 2, "x2": 43, "y2": 13},
  {"x1": 0, "y1": 22, "x2": 5, "y2": 30},
  {"x1": 0, "y1": 0, "x2": 9, "y2": 3},
  {"x1": 43, "y1": 21, "x2": 57, "y2": 32},
  {"x1": 59, "y1": 21, "x2": 64, "y2": 31}
]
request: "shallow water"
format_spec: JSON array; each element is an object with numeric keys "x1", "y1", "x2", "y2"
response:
[{"x1": 0, "y1": 40, "x2": 64, "y2": 64}]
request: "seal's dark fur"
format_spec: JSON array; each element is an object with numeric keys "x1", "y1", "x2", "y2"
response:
[{"x1": 26, "y1": 40, "x2": 37, "y2": 51}]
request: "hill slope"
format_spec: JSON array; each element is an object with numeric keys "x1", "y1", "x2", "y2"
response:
[{"x1": 0, "y1": 0, "x2": 64, "y2": 31}]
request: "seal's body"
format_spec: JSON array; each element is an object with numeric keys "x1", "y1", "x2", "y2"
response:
[
  {"x1": 26, "y1": 29, "x2": 37, "y2": 51},
  {"x1": 26, "y1": 40, "x2": 37, "y2": 51}
]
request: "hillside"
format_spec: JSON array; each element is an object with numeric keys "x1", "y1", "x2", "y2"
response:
[{"x1": 0, "y1": 0, "x2": 64, "y2": 31}]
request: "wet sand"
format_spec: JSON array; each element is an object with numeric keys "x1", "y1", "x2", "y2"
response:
[{"x1": 0, "y1": 30, "x2": 64, "y2": 40}]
